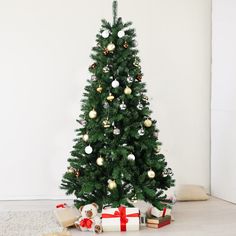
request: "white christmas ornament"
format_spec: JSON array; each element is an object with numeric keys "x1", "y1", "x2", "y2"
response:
[
  {"x1": 108, "y1": 179, "x2": 117, "y2": 190},
  {"x1": 120, "y1": 101, "x2": 127, "y2": 110},
  {"x1": 128, "y1": 153, "x2": 135, "y2": 161},
  {"x1": 148, "y1": 169, "x2": 155, "y2": 178},
  {"x1": 137, "y1": 102, "x2": 143, "y2": 110},
  {"x1": 138, "y1": 127, "x2": 145, "y2": 136},
  {"x1": 127, "y1": 76, "x2": 134, "y2": 83},
  {"x1": 118, "y1": 30, "x2": 125, "y2": 38},
  {"x1": 107, "y1": 43, "x2": 115, "y2": 51},
  {"x1": 111, "y1": 79, "x2": 119, "y2": 88},
  {"x1": 96, "y1": 156, "x2": 104, "y2": 166},
  {"x1": 89, "y1": 109, "x2": 97, "y2": 119},
  {"x1": 113, "y1": 128, "x2": 120, "y2": 135},
  {"x1": 102, "y1": 30, "x2": 110, "y2": 38},
  {"x1": 85, "y1": 145, "x2": 93, "y2": 154}
]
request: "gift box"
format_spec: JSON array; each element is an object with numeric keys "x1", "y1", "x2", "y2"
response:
[
  {"x1": 54, "y1": 204, "x2": 80, "y2": 228},
  {"x1": 102, "y1": 206, "x2": 140, "y2": 231},
  {"x1": 147, "y1": 215, "x2": 171, "y2": 229}
]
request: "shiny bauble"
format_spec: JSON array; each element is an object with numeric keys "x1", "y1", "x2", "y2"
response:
[
  {"x1": 137, "y1": 102, "x2": 143, "y2": 110},
  {"x1": 96, "y1": 85, "x2": 103, "y2": 93},
  {"x1": 142, "y1": 95, "x2": 149, "y2": 101},
  {"x1": 107, "y1": 93, "x2": 115, "y2": 101},
  {"x1": 85, "y1": 145, "x2": 93, "y2": 154},
  {"x1": 127, "y1": 153, "x2": 135, "y2": 161},
  {"x1": 144, "y1": 118, "x2": 152, "y2": 127},
  {"x1": 82, "y1": 133, "x2": 89, "y2": 142},
  {"x1": 96, "y1": 156, "x2": 104, "y2": 166},
  {"x1": 127, "y1": 76, "x2": 133, "y2": 83},
  {"x1": 91, "y1": 75, "x2": 97, "y2": 81},
  {"x1": 113, "y1": 128, "x2": 120, "y2": 135},
  {"x1": 133, "y1": 59, "x2": 140, "y2": 67},
  {"x1": 138, "y1": 127, "x2": 145, "y2": 136},
  {"x1": 102, "y1": 30, "x2": 110, "y2": 38},
  {"x1": 108, "y1": 180, "x2": 117, "y2": 190},
  {"x1": 147, "y1": 169, "x2": 155, "y2": 178},
  {"x1": 124, "y1": 86, "x2": 132, "y2": 95},
  {"x1": 67, "y1": 167, "x2": 74, "y2": 173},
  {"x1": 107, "y1": 43, "x2": 115, "y2": 52},
  {"x1": 89, "y1": 109, "x2": 97, "y2": 119},
  {"x1": 111, "y1": 79, "x2": 119, "y2": 88},
  {"x1": 103, "y1": 101, "x2": 109, "y2": 109},
  {"x1": 118, "y1": 30, "x2": 125, "y2": 38},
  {"x1": 103, "y1": 66, "x2": 110, "y2": 73},
  {"x1": 103, "y1": 118, "x2": 111, "y2": 128},
  {"x1": 120, "y1": 102, "x2": 127, "y2": 110}
]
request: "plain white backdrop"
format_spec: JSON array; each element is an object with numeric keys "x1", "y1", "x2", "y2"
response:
[{"x1": 0, "y1": 0, "x2": 211, "y2": 199}]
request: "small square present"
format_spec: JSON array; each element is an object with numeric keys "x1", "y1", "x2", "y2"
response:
[
  {"x1": 54, "y1": 203, "x2": 80, "y2": 228},
  {"x1": 102, "y1": 206, "x2": 140, "y2": 231},
  {"x1": 147, "y1": 215, "x2": 171, "y2": 229}
]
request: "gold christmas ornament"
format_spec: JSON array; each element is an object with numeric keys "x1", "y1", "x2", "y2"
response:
[
  {"x1": 103, "y1": 66, "x2": 110, "y2": 73},
  {"x1": 103, "y1": 118, "x2": 111, "y2": 128},
  {"x1": 96, "y1": 85, "x2": 103, "y2": 93},
  {"x1": 82, "y1": 133, "x2": 89, "y2": 142},
  {"x1": 144, "y1": 118, "x2": 152, "y2": 127},
  {"x1": 107, "y1": 43, "x2": 115, "y2": 52},
  {"x1": 89, "y1": 109, "x2": 97, "y2": 119},
  {"x1": 107, "y1": 93, "x2": 115, "y2": 101},
  {"x1": 124, "y1": 86, "x2": 132, "y2": 95},
  {"x1": 96, "y1": 156, "x2": 104, "y2": 166},
  {"x1": 123, "y1": 41, "x2": 129, "y2": 49},
  {"x1": 147, "y1": 169, "x2": 155, "y2": 178},
  {"x1": 108, "y1": 179, "x2": 117, "y2": 190},
  {"x1": 142, "y1": 95, "x2": 149, "y2": 101}
]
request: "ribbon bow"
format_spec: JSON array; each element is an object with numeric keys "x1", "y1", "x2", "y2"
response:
[
  {"x1": 102, "y1": 206, "x2": 139, "y2": 231},
  {"x1": 80, "y1": 218, "x2": 93, "y2": 229}
]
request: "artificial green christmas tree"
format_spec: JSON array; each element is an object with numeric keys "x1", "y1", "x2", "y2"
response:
[{"x1": 61, "y1": 1, "x2": 174, "y2": 210}]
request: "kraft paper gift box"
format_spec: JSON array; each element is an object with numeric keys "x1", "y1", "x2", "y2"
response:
[
  {"x1": 54, "y1": 204, "x2": 80, "y2": 228},
  {"x1": 102, "y1": 206, "x2": 140, "y2": 232}
]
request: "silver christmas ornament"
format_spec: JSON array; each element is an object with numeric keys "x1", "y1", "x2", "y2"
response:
[
  {"x1": 147, "y1": 169, "x2": 155, "y2": 178},
  {"x1": 91, "y1": 75, "x2": 97, "y2": 81},
  {"x1": 127, "y1": 153, "x2": 135, "y2": 161},
  {"x1": 113, "y1": 127, "x2": 120, "y2": 135},
  {"x1": 103, "y1": 66, "x2": 110, "y2": 73},
  {"x1": 138, "y1": 127, "x2": 145, "y2": 136},
  {"x1": 85, "y1": 145, "x2": 93, "y2": 154},
  {"x1": 120, "y1": 101, "x2": 127, "y2": 110},
  {"x1": 137, "y1": 102, "x2": 143, "y2": 110},
  {"x1": 103, "y1": 101, "x2": 109, "y2": 109},
  {"x1": 127, "y1": 76, "x2": 134, "y2": 83},
  {"x1": 118, "y1": 30, "x2": 125, "y2": 38},
  {"x1": 101, "y1": 30, "x2": 110, "y2": 38},
  {"x1": 109, "y1": 76, "x2": 114, "y2": 80},
  {"x1": 112, "y1": 79, "x2": 119, "y2": 88}
]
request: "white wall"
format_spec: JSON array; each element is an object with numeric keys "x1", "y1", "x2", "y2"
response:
[
  {"x1": 0, "y1": 0, "x2": 211, "y2": 200},
  {"x1": 211, "y1": 0, "x2": 236, "y2": 203}
]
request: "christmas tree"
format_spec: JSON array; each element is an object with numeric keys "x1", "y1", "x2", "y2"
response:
[{"x1": 61, "y1": 1, "x2": 174, "y2": 210}]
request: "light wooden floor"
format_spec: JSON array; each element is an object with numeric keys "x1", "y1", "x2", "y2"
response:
[{"x1": 0, "y1": 197, "x2": 236, "y2": 236}]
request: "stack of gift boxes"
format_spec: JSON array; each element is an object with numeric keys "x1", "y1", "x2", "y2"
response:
[{"x1": 52, "y1": 202, "x2": 174, "y2": 234}]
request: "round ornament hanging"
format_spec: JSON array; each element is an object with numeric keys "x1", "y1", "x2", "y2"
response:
[
  {"x1": 123, "y1": 41, "x2": 129, "y2": 49},
  {"x1": 101, "y1": 30, "x2": 110, "y2": 38},
  {"x1": 96, "y1": 156, "x2": 104, "y2": 166},
  {"x1": 89, "y1": 109, "x2": 97, "y2": 119},
  {"x1": 118, "y1": 30, "x2": 125, "y2": 38},
  {"x1": 127, "y1": 153, "x2": 135, "y2": 161},
  {"x1": 107, "y1": 43, "x2": 115, "y2": 52},
  {"x1": 67, "y1": 167, "x2": 74, "y2": 173},
  {"x1": 82, "y1": 133, "x2": 89, "y2": 142},
  {"x1": 85, "y1": 145, "x2": 93, "y2": 154},
  {"x1": 111, "y1": 79, "x2": 119, "y2": 88},
  {"x1": 108, "y1": 179, "x2": 117, "y2": 190},
  {"x1": 113, "y1": 127, "x2": 120, "y2": 135},
  {"x1": 147, "y1": 169, "x2": 155, "y2": 178},
  {"x1": 91, "y1": 75, "x2": 97, "y2": 81},
  {"x1": 138, "y1": 127, "x2": 145, "y2": 136},
  {"x1": 127, "y1": 76, "x2": 133, "y2": 83},
  {"x1": 144, "y1": 118, "x2": 152, "y2": 127},
  {"x1": 124, "y1": 86, "x2": 132, "y2": 95}
]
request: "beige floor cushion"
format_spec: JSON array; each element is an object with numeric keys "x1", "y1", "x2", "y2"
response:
[{"x1": 176, "y1": 184, "x2": 209, "y2": 201}]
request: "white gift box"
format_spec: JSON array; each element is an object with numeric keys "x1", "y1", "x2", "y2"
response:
[{"x1": 102, "y1": 206, "x2": 140, "y2": 232}]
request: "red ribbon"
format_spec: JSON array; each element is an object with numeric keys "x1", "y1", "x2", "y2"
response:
[
  {"x1": 80, "y1": 218, "x2": 93, "y2": 229},
  {"x1": 162, "y1": 208, "x2": 166, "y2": 217},
  {"x1": 102, "y1": 206, "x2": 139, "y2": 231},
  {"x1": 56, "y1": 203, "x2": 67, "y2": 208}
]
